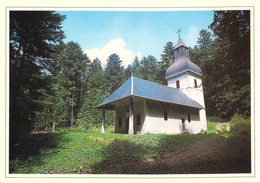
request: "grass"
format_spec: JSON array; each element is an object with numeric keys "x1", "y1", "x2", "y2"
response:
[{"x1": 9, "y1": 119, "x2": 251, "y2": 174}]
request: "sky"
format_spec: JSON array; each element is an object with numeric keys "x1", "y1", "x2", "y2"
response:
[{"x1": 59, "y1": 11, "x2": 214, "y2": 67}]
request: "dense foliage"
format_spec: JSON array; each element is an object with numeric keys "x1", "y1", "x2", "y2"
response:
[
  {"x1": 10, "y1": 11, "x2": 66, "y2": 143},
  {"x1": 190, "y1": 10, "x2": 250, "y2": 120},
  {"x1": 9, "y1": 10, "x2": 250, "y2": 141}
]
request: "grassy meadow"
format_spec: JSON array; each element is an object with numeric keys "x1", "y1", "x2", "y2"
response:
[{"x1": 9, "y1": 117, "x2": 251, "y2": 174}]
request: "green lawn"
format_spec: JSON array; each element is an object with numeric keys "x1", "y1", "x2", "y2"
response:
[{"x1": 9, "y1": 120, "x2": 251, "y2": 174}]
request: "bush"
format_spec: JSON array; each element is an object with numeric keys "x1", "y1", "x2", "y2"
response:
[
  {"x1": 207, "y1": 116, "x2": 222, "y2": 122},
  {"x1": 59, "y1": 126, "x2": 86, "y2": 133},
  {"x1": 230, "y1": 115, "x2": 250, "y2": 135},
  {"x1": 60, "y1": 124, "x2": 115, "y2": 133},
  {"x1": 207, "y1": 121, "x2": 218, "y2": 134}
]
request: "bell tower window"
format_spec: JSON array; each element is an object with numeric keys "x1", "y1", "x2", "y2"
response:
[
  {"x1": 194, "y1": 79, "x2": 197, "y2": 88},
  {"x1": 176, "y1": 80, "x2": 180, "y2": 88}
]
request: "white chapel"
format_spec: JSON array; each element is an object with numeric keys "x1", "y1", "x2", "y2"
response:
[{"x1": 97, "y1": 36, "x2": 207, "y2": 134}]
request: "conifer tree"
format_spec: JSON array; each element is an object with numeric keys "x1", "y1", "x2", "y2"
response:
[{"x1": 10, "y1": 11, "x2": 65, "y2": 141}]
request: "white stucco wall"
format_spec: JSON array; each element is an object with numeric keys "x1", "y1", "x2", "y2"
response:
[
  {"x1": 115, "y1": 98, "x2": 146, "y2": 134},
  {"x1": 115, "y1": 98, "x2": 203, "y2": 134},
  {"x1": 145, "y1": 101, "x2": 201, "y2": 134},
  {"x1": 167, "y1": 73, "x2": 207, "y2": 130}
]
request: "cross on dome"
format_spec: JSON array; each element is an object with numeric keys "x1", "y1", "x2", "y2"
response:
[{"x1": 176, "y1": 28, "x2": 182, "y2": 38}]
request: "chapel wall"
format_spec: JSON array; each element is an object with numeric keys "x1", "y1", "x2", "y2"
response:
[
  {"x1": 115, "y1": 105, "x2": 127, "y2": 134},
  {"x1": 146, "y1": 101, "x2": 201, "y2": 134},
  {"x1": 115, "y1": 98, "x2": 146, "y2": 134},
  {"x1": 167, "y1": 73, "x2": 207, "y2": 131}
]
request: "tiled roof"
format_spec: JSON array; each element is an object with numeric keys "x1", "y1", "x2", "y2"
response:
[{"x1": 96, "y1": 77, "x2": 204, "y2": 109}]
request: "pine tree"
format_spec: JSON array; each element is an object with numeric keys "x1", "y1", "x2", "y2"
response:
[
  {"x1": 10, "y1": 11, "x2": 65, "y2": 142},
  {"x1": 104, "y1": 54, "x2": 125, "y2": 94},
  {"x1": 158, "y1": 42, "x2": 175, "y2": 84},
  {"x1": 139, "y1": 55, "x2": 161, "y2": 83},
  {"x1": 208, "y1": 10, "x2": 250, "y2": 119}
]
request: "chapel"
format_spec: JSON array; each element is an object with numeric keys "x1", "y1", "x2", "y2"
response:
[{"x1": 96, "y1": 37, "x2": 207, "y2": 134}]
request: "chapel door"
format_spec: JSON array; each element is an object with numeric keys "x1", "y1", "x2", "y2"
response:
[
  {"x1": 182, "y1": 118, "x2": 185, "y2": 132},
  {"x1": 125, "y1": 117, "x2": 129, "y2": 134}
]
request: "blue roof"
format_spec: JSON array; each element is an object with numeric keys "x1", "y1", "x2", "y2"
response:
[
  {"x1": 96, "y1": 77, "x2": 204, "y2": 109},
  {"x1": 165, "y1": 57, "x2": 202, "y2": 79},
  {"x1": 174, "y1": 37, "x2": 188, "y2": 49}
]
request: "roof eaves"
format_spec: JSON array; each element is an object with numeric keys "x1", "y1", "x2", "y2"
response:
[
  {"x1": 165, "y1": 70, "x2": 203, "y2": 80},
  {"x1": 95, "y1": 94, "x2": 132, "y2": 109},
  {"x1": 132, "y1": 94, "x2": 204, "y2": 109}
]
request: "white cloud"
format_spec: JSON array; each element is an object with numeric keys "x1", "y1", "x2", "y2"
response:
[
  {"x1": 187, "y1": 26, "x2": 200, "y2": 47},
  {"x1": 84, "y1": 38, "x2": 141, "y2": 68}
]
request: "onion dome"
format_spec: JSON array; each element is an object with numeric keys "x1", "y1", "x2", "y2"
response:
[{"x1": 165, "y1": 37, "x2": 202, "y2": 80}]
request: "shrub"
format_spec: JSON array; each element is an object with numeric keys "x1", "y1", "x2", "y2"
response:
[
  {"x1": 207, "y1": 121, "x2": 218, "y2": 134},
  {"x1": 230, "y1": 115, "x2": 250, "y2": 135},
  {"x1": 59, "y1": 126, "x2": 86, "y2": 133},
  {"x1": 105, "y1": 125, "x2": 115, "y2": 133},
  {"x1": 207, "y1": 116, "x2": 222, "y2": 122}
]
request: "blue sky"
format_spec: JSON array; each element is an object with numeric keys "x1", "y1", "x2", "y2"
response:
[{"x1": 59, "y1": 11, "x2": 214, "y2": 67}]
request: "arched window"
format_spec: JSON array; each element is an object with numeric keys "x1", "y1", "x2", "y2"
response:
[
  {"x1": 188, "y1": 113, "x2": 191, "y2": 122},
  {"x1": 176, "y1": 80, "x2": 180, "y2": 88},
  {"x1": 119, "y1": 117, "x2": 122, "y2": 127},
  {"x1": 194, "y1": 79, "x2": 197, "y2": 88},
  {"x1": 137, "y1": 114, "x2": 141, "y2": 125},
  {"x1": 177, "y1": 48, "x2": 180, "y2": 56},
  {"x1": 164, "y1": 110, "x2": 168, "y2": 121}
]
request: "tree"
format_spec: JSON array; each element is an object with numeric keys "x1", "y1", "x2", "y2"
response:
[
  {"x1": 77, "y1": 57, "x2": 116, "y2": 129},
  {"x1": 63, "y1": 41, "x2": 90, "y2": 127},
  {"x1": 189, "y1": 45, "x2": 202, "y2": 66},
  {"x1": 160, "y1": 42, "x2": 175, "y2": 65},
  {"x1": 125, "y1": 56, "x2": 142, "y2": 79},
  {"x1": 200, "y1": 10, "x2": 250, "y2": 119},
  {"x1": 197, "y1": 29, "x2": 213, "y2": 53},
  {"x1": 139, "y1": 55, "x2": 161, "y2": 83},
  {"x1": 210, "y1": 10, "x2": 250, "y2": 119},
  {"x1": 158, "y1": 42, "x2": 175, "y2": 83},
  {"x1": 88, "y1": 58, "x2": 105, "y2": 88},
  {"x1": 10, "y1": 11, "x2": 65, "y2": 142},
  {"x1": 104, "y1": 54, "x2": 125, "y2": 94}
]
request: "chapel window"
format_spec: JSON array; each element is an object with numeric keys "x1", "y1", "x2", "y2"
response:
[
  {"x1": 177, "y1": 48, "x2": 180, "y2": 56},
  {"x1": 137, "y1": 114, "x2": 141, "y2": 125},
  {"x1": 176, "y1": 80, "x2": 180, "y2": 88},
  {"x1": 188, "y1": 113, "x2": 191, "y2": 122},
  {"x1": 119, "y1": 117, "x2": 122, "y2": 127},
  {"x1": 164, "y1": 110, "x2": 168, "y2": 121}
]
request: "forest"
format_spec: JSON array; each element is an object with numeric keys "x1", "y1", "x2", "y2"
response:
[{"x1": 9, "y1": 10, "x2": 250, "y2": 144}]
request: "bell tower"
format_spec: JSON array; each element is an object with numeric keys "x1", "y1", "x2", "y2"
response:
[{"x1": 165, "y1": 36, "x2": 207, "y2": 130}]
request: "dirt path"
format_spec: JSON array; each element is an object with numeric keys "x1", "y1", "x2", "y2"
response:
[
  {"x1": 135, "y1": 137, "x2": 231, "y2": 174},
  {"x1": 96, "y1": 136, "x2": 250, "y2": 174}
]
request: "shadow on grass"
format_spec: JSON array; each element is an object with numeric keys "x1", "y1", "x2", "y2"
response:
[
  {"x1": 9, "y1": 132, "x2": 68, "y2": 173},
  {"x1": 91, "y1": 133, "x2": 251, "y2": 174},
  {"x1": 91, "y1": 139, "x2": 149, "y2": 174},
  {"x1": 91, "y1": 134, "x2": 213, "y2": 174}
]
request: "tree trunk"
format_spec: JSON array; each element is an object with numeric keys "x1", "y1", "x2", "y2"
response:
[
  {"x1": 52, "y1": 121, "x2": 55, "y2": 132},
  {"x1": 71, "y1": 90, "x2": 74, "y2": 128}
]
